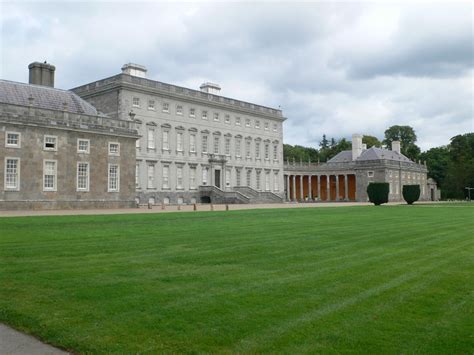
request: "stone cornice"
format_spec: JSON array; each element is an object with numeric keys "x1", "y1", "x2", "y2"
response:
[{"x1": 71, "y1": 74, "x2": 287, "y2": 122}]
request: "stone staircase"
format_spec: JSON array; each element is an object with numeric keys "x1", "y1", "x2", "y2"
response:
[{"x1": 199, "y1": 185, "x2": 283, "y2": 204}]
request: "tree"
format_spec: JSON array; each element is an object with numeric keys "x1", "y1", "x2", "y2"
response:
[
  {"x1": 367, "y1": 182, "x2": 389, "y2": 206},
  {"x1": 402, "y1": 185, "x2": 421, "y2": 205},
  {"x1": 320, "y1": 134, "x2": 329, "y2": 150},
  {"x1": 362, "y1": 135, "x2": 382, "y2": 148},
  {"x1": 383, "y1": 125, "x2": 421, "y2": 161},
  {"x1": 283, "y1": 144, "x2": 319, "y2": 162},
  {"x1": 420, "y1": 146, "x2": 450, "y2": 187},
  {"x1": 442, "y1": 133, "x2": 474, "y2": 199}
]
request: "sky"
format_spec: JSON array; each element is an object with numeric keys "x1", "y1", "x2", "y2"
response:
[{"x1": 1, "y1": 0, "x2": 472, "y2": 151}]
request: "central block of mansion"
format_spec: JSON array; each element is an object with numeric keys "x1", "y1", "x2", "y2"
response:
[{"x1": 73, "y1": 64, "x2": 286, "y2": 204}]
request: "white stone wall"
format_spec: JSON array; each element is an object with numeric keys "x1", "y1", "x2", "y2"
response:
[{"x1": 125, "y1": 89, "x2": 285, "y2": 202}]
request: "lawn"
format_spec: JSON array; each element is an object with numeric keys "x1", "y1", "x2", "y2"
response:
[{"x1": 0, "y1": 205, "x2": 473, "y2": 353}]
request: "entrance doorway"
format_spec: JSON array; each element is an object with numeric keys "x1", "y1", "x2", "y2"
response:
[
  {"x1": 431, "y1": 188, "x2": 435, "y2": 201},
  {"x1": 214, "y1": 169, "x2": 221, "y2": 189}
]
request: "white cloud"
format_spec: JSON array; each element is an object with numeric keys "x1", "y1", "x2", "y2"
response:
[{"x1": 0, "y1": 1, "x2": 472, "y2": 150}]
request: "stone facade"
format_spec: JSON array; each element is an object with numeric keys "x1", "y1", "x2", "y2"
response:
[
  {"x1": 284, "y1": 134, "x2": 437, "y2": 202},
  {"x1": 72, "y1": 64, "x2": 286, "y2": 205},
  {"x1": 0, "y1": 72, "x2": 138, "y2": 210}
]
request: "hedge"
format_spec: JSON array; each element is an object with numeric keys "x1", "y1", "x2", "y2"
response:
[
  {"x1": 367, "y1": 182, "x2": 389, "y2": 206},
  {"x1": 403, "y1": 185, "x2": 421, "y2": 205}
]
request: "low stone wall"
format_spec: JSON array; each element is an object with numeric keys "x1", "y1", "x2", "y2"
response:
[{"x1": 0, "y1": 200, "x2": 137, "y2": 211}]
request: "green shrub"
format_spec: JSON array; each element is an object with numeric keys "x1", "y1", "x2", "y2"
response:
[
  {"x1": 367, "y1": 182, "x2": 389, "y2": 206},
  {"x1": 403, "y1": 185, "x2": 421, "y2": 205}
]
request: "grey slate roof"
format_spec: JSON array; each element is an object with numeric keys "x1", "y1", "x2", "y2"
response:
[
  {"x1": 328, "y1": 147, "x2": 412, "y2": 163},
  {"x1": 0, "y1": 79, "x2": 99, "y2": 116}
]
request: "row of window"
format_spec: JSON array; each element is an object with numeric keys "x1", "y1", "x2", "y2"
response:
[
  {"x1": 4, "y1": 158, "x2": 120, "y2": 192},
  {"x1": 140, "y1": 129, "x2": 279, "y2": 161},
  {"x1": 138, "y1": 163, "x2": 280, "y2": 192},
  {"x1": 132, "y1": 97, "x2": 279, "y2": 132},
  {"x1": 5, "y1": 132, "x2": 121, "y2": 156}
]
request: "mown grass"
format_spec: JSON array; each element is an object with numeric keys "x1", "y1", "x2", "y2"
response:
[{"x1": 0, "y1": 205, "x2": 473, "y2": 353}]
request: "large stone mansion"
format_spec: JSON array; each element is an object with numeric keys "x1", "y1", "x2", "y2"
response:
[{"x1": 0, "y1": 61, "x2": 437, "y2": 210}]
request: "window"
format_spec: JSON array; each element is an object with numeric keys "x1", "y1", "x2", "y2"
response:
[
  {"x1": 6, "y1": 132, "x2": 20, "y2": 148},
  {"x1": 273, "y1": 123, "x2": 278, "y2": 132},
  {"x1": 177, "y1": 132, "x2": 183, "y2": 151},
  {"x1": 136, "y1": 134, "x2": 140, "y2": 149},
  {"x1": 77, "y1": 139, "x2": 89, "y2": 153},
  {"x1": 225, "y1": 137, "x2": 231, "y2": 156},
  {"x1": 274, "y1": 172, "x2": 279, "y2": 191},
  {"x1": 255, "y1": 141, "x2": 261, "y2": 159},
  {"x1": 264, "y1": 122, "x2": 269, "y2": 130},
  {"x1": 43, "y1": 135, "x2": 57, "y2": 151},
  {"x1": 246, "y1": 169, "x2": 251, "y2": 187},
  {"x1": 109, "y1": 142, "x2": 120, "y2": 156},
  {"x1": 235, "y1": 138, "x2": 241, "y2": 157},
  {"x1": 136, "y1": 163, "x2": 140, "y2": 189},
  {"x1": 265, "y1": 171, "x2": 270, "y2": 191},
  {"x1": 264, "y1": 143, "x2": 269, "y2": 160},
  {"x1": 162, "y1": 131, "x2": 169, "y2": 150},
  {"x1": 43, "y1": 160, "x2": 57, "y2": 191},
  {"x1": 256, "y1": 171, "x2": 261, "y2": 190},
  {"x1": 4, "y1": 158, "x2": 19, "y2": 190},
  {"x1": 77, "y1": 162, "x2": 89, "y2": 191},
  {"x1": 245, "y1": 118, "x2": 251, "y2": 127},
  {"x1": 202, "y1": 135, "x2": 208, "y2": 153},
  {"x1": 246, "y1": 140, "x2": 251, "y2": 158},
  {"x1": 255, "y1": 120, "x2": 260, "y2": 129},
  {"x1": 147, "y1": 164, "x2": 154, "y2": 189},
  {"x1": 176, "y1": 105, "x2": 183, "y2": 115},
  {"x1": 176, "y1": 166, "x2": 183, "y2": 189},
  {"x1": 108, "y1": 164, "x2": 119, "y2": 192},
  {"x1": 202, "y1": 110, "x2": 208, "y2": 120},
  {"x1": 226, "y1": 168, "x2": 231, "y2": 187},
  {"x1": 225, "y1": 115, "x2": 230, "y2": 124},
  {"x1": 132, "y1": 97, "x2": 140, "y2": 107},
  {"x1": 162, "y1": 102, "x2": 169, "y2": 112},
  {"x1": 190, "y1": 167, "x2": 196, "y2": 189},
  {"x1": 235, "y1": 117, "x2": 241, "y2": 126},
  {"x1": 367, "y1": 171, "x2": 374, "y2": 178},
  {"x1": 162, "y1": 165, "x2": 169, "y2": 189},
  {"x1": 236, "y1": 169, "x2": 241, "y2": 186},
  {"x1": 273, "y1": 145, "x2": 278, "y2": 160},
  {"x1": 213, "y1": 136, "x2": 219, "y2": 154},
  {"x1": 213, "y1": 112, "x2": 219, "y2": 121},
  {"x1": 148, "y1": 100, "x2": 155, "y2": 110},
  {"x1": 189, "y1": 108, "x2": 196, "y2": 118},
  {"x1": 202, "y1": 167, "x2": 209, "y2": 185},
  {"x1": 147, "y1": 129, "x2": 155, "y2": 149},
  {"x1": 190, "y1": 134, "x2": 196, "y2": 153}
]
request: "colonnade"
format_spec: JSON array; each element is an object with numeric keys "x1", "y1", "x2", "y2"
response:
[{"x1": 284, "y1": 174, "x2": 357, "y2": 202}]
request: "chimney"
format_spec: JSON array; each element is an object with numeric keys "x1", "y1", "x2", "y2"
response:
[
  {"x1": 28, "y1": 61, "x2": 55, "y2": 87},
  {"x1": 121, "y1": 63, "x2": 147, "y2": 78},
  {"x1": 392, "y1": 141, "x2": 401, "y2": 154},
  {"x1": 200, "y1": 82, "x2": 221, "y2": 95},
  {"x1": 362, "y1": 143, "x2": 367, "y2": 150},
  {"x1": 352, "y1": 133, "x2": 363, "y2": 160}
]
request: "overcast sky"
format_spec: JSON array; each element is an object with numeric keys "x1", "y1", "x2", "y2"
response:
[{"x1": 1, "y1": 1, "x2": 472, "y2": 150}]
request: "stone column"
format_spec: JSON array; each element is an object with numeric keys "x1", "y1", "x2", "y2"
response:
[
  {"x1": 317, "y1": 175, "x2": 321, "y2": 201},
  {"x1": 336, "y1": 175, "x2": 340, "y2": 201},
  {"x1": 286, "y1": 175, "x2": 290, "y2": 201},
  {"x1": 292, "y1": 175, "x2": 296, "y2": 202},
  {"x1": 308, "y1": 175, "x2": 312, "y2": 201},
  {"x1": 300, "y1": 175, "x2": 304, "y2": 201},
  {"x1": 344, "y1": 174, "x2": 349, "y2": 201},
  {"x1": 326, "y1": 175, "x2": 330, "y2": 201}
]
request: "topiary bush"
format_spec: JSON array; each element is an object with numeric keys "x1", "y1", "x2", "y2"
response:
[
  {"x1": 402, "y1": 185, "x2": 421, "y2": 205},
  {"x1": 367, "y1": 182, "x2": 389, "y2": 206}
]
